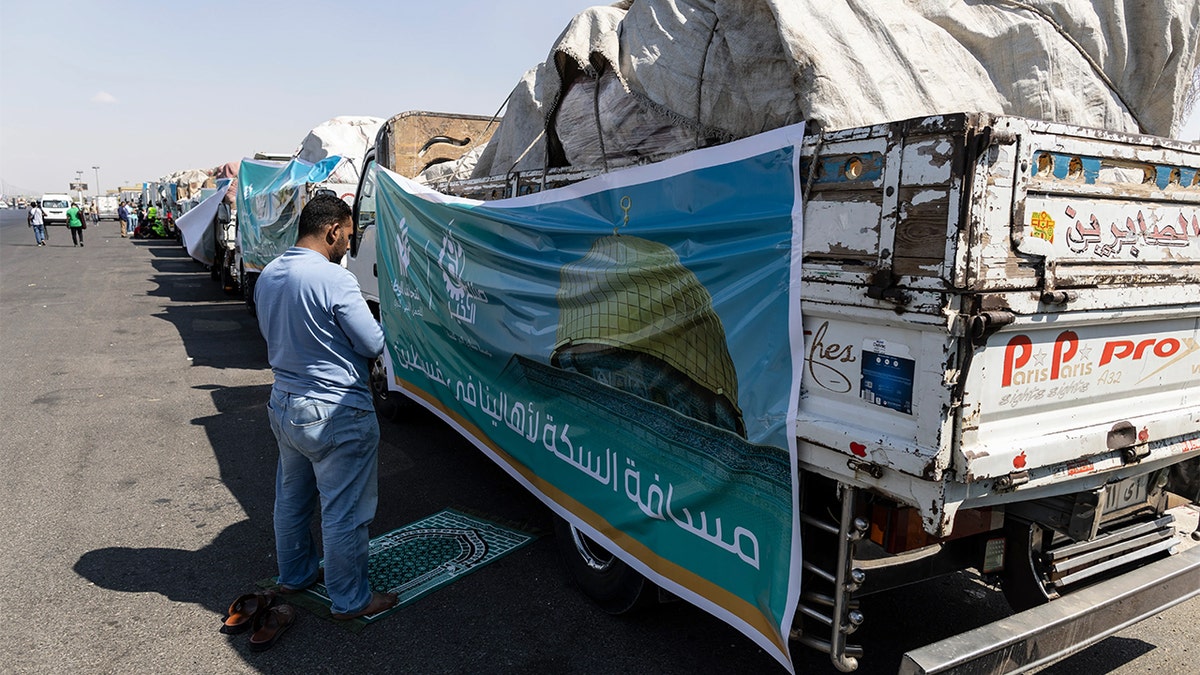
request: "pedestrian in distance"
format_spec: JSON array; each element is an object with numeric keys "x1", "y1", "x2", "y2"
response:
[
  {"x1": 28, "y1": 201, "x2": 47, "y2": 246},
  {"x1": 118, "y1": 201, "x2": 129, "y2": 237},
  {"x1": 254, "y1": 194, "x2": 398, "y2": 622},
  {"x1": 66, "y1": 202, "x2": 86, "y2": 247}
]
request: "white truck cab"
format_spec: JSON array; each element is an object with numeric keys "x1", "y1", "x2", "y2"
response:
[{"x1": 346, "y1": 111, "x2": 499, "y2": 418}]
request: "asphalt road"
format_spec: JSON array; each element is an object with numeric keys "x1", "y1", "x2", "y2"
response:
[{"x1": 0, "y1": 208, "x2": 1196, "y2": 674}]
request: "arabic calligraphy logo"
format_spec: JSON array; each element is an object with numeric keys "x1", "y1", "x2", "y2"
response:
[
  {"x1": 394, "y1": 217, "x2": 411, "y2": 275},
  {"x1": 439, "y1": 231, "x2": 467, "y2": 302},
  {"x1": 437, "y1": 229, "x2": 484, "y2": 325}
]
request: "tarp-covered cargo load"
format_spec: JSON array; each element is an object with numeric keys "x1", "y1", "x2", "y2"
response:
[
  {"x1": 472, "y1": 0, "x2": 1200, "y2": 177},
  {"x1": 294, "y1": 115, "x2": 385, "y2": 186}
]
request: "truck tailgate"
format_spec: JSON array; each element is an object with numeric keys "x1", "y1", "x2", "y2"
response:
[
  {"x1": 793, "y1": 114, "x2": 1199, "y2": 523},
  {"x1": 957, "y1": 120, "x2": 1200, "y2": 481}
]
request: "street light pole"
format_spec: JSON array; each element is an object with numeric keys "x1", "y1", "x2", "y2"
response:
[
  {"x1": 92, "y1": 166, "x2": 100, "y2": 202},
  {"x1": 75, "y1": 171, "x2": 84, "y2": 203}
]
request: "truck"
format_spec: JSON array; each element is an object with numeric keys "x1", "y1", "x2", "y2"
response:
[
  {"x1": 230, "y1": 154, "x2": 356, "y2": 314},
  {"x1": 346, "y1": 4, "x2": 1200, "y2": 673},
  {"x1": 96, "y1": 195, "x2": 119, "y2": 220},
  {"x1": 350, "y1": 107, "x2": 1200, "y2": 672},
  {"x1": 214, "y1": 154, "x2": 285, "y2": 296},
  {"x1": 222, "y1": 117, "x2": 382, "y2": 313}
]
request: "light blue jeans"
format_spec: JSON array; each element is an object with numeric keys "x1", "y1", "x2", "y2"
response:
[
  {"x1": 31, "y1": 223, "x2": 46, "y2": 244},
  {"x1": 267, "y1": 388, "x2": 380, "y2": 615}
]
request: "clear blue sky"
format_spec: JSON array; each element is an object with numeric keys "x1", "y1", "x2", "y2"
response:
[
  {"x1": 0, "y1": 0, "x2": 602, "y2": 195},
  {"x1": 1, "y1": 1, "x2": 1197, "y2": 197}
]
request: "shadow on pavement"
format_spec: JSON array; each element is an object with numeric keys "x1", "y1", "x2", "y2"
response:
[
  {"x1": 1032, "y1": 636, "x2": 1154, "y2": 674},
  {"x1": 73, "y1": 240, "x2": 279, "y2": 630},
  {"x1": 139, "y1": 237, "x2": 266, "y2": 369},
  {"x1": 156, "y1": 303, "x2": 266, "y2": 370},
  {"x1": 74, "y1": 383, "x2": 277, "y2": 616}
]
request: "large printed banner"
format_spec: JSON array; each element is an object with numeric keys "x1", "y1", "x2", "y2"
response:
[
  {"x1": 178, "y1": 178, "x2": 232, "y2": 265},
  {"x1": 374, "y1": 124, "x2": 806, "y2": 670},
  {"x1": 235, "y1": 156, "x2": 342, "y2": 271}
]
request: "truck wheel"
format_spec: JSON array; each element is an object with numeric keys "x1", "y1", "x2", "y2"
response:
[
  {"x1": 242, "y1": 266, "x2": 256, "y2": 317},
  {"x1": 1167, "y1": 457, "x2": 1200, "y2": 503},
  {"x1": 370, "y1": 354, "x2": 411, "y2": 421},
  {"x1": 221, "y1": 262, "x2": 239, "y2": 296},
  {"x1": 1001, "y1": 518, "x2": 1054, "y2": 612},
  {"x1": 552, "y1": 515, "x2": 654, "y2": 614}
]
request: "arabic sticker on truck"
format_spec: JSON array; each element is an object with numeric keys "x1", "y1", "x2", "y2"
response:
[{"x1": 860, "y1": 341, "x2": 915, "y2": 414}]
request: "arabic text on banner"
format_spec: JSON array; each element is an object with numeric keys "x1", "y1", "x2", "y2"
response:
[{"x1": 373, "y1": 124, "x2": 805, "y2": 671}]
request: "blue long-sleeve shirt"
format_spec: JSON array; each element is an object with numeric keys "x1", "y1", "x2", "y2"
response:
[{"x1": 255, "y1": 247, "x2": 384, "y2": 411}]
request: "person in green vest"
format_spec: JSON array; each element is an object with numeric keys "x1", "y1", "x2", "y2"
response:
[
  {"x1": 66, "y1": 202, "x2": 86, "y2": 247},
  {"x1": 145, "y1": 204, "x2": 166, "y2": 237}
]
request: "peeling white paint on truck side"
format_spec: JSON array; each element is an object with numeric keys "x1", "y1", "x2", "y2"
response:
[{"x1": 788, "y1": 115, "x2": 1198, "y2": 534}]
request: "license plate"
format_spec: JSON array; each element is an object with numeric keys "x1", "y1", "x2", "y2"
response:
[{"x1": 1103, "y1": 474, "x2": 1150, "y2": 514}]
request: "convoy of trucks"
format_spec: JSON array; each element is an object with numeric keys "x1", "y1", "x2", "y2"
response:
[
  {"x1": 209, "y1": 118, "x2": 382, "y2": 313},
  {"x1": 103, "y1": 3, "x2": 1200, "y2": 672}
]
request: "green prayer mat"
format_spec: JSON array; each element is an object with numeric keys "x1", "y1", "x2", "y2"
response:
[{"x1": 258, "y1": 509, "x2": 539, "y2": 630}]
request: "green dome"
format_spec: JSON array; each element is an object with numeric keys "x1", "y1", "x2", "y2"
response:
[{"x1": 554, "y1": 235, "x2": 740, "y2": 410}]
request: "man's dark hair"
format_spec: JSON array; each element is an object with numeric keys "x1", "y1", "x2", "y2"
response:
[{"x1": 297, "y1": 194, "x2": 352, "y2": 240}]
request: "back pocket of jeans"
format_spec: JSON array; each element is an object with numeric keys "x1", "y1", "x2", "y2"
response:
[{"x1": 289, "y1": 400, "x2": 337, "y2": 429}]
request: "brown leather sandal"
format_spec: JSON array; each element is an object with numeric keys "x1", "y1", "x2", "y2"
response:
[
  {"x1": 220, "y1": 591, "x2": 276, "y2": 635},
  {"x1": 248, "y1": 604, "x2": 296, "y2": 652}
]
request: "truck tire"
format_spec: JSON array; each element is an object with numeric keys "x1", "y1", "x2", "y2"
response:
[
  {"x1": 552, "y1": 515, "x2": 654, "y2": 614},
  {"x1": 242, "y1": 265, "x2": 256, "y2": 317},
  {"x1": 1167, "y1": 457, "x2": 1200, "y2": 503},
  {"x1": 1001, "y1": 518, "x2": 1054, "y2": 612},
  {"x1": 221, "y1": 262, "x2": 239, "y2": 296},
  {"x1": 370, "y1": 354, "x2": 412, "y2": 422}
]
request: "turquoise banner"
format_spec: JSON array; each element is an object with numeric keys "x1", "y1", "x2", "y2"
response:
[
  {"x1": 235, "y1": 156, "x2": 342, "y2": 271},
  {"x1": 374, "y1": 124, "x2": 805, "y2": 669}
]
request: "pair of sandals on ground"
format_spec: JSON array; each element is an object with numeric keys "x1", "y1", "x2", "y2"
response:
[{"x1": 220, "y1": 570, "x2": 398, "y2": 651}]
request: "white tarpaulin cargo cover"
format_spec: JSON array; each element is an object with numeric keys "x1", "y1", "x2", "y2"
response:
[
  {"x1": 294, "y1": 116, "x2": 384, "y2": 186},
  {"x1": 177, "y1": 178, "x2": 232, "y2": 266},
  {"x1": 472, "y1": 0, "x2": 1200, "y2": 176}
]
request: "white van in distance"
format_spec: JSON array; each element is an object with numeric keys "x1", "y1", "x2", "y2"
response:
[{"x1": 39, "y1": 194, "x2": 72, "y2": 224}]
